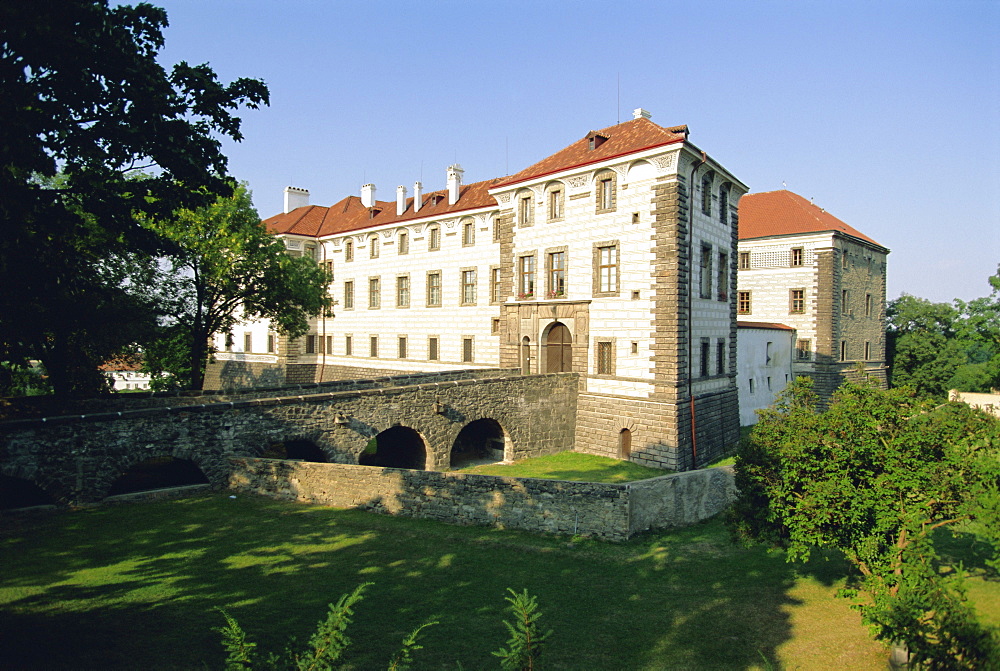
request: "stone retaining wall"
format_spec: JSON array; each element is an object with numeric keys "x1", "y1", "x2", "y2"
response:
[{"x1": 229, "y1": 458, "x2": 735, "y2": 541}]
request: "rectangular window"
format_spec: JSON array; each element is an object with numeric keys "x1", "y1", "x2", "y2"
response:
[
  {"x1": 840, "y1": 340, "x2": 848, "y2": 361},
  {"x1": 427, "y1": 272, "x2": 442, "y2": 307},
  {"x1": 865, "y1": 293, "x2": 873, "y2": 317},
  {"x1": 398, "y1": 231, "x2": 408, "y2": 255},
  {"x1": 396, "y1": 276, "x2": 409, "y2": 308},
  {"x1": 492, "y1": 318, "x2": 501, "y2": 334},
  {"x1": 700, "y1": 244, "x2": 713, "y2": 299},
  {"x1": 739, "y1": 251, "x2": 750, "y2": 270},
  {"x1": 864, "y1": 341, "x2": 871, "y2": 360},
  {"x1": 345, "y1": 335, "x2": 353, "y2": 356},
  {"x1": 548, "y1": 189, "x2": 563, "y2": 220},
  {"x1": 597, "y1": 245, "x2": 618, "y2": 294},
  {"x1": 790, "y1": 247, "x2": 803, "y2": 267},
  {"x1": 518, "y1": 255, "x2": 536, "y2": 299},
  {"x1": 842, "y1": 251, "x2": 849, "y2": 269},
  {"x1": 491, "y1": 267, "x2": 502, "y2": 303},
  {"x1": 428, "y1": 337, "x2": 439, "y2": 361},
  {"x1": 462, "y1": 220, "x2": 475, "y2": 246},
  {"x1": 749, "y1": 378, "x2": 755, "y2": 393},
  {"x1": 428, "y1": 227, "x2": 440, "y2": 251},
  {"x1": 738, "y1": 290, "x2": 751, "y2": 315},
  {"x1": 267, "y1": 333, "x2": 276, "y2": 353},
  {"x1": 368, "y1": 277, "x2": 380, "y2": 309},
  {"x1": 717, "y1": 251, "x2": 728, "y2": 301},
  {"x1": 598, "y1": 178, "x2": 614, "y2": 211},
  {"x1": 717, "y1": 339, "x2": 726, "y2": 375},
  {"x1": 597, "y1": 341, "x2": 613, "y2": 375},
  {"x1": 370, "y1": 235, "x2": 379, "y2": 259},
  {"x1": 492, "y1": 216, "x2": 499, "y2": 242},
  {"x1": 519, "y1": 196, "x2": 533, "y2": 226},
  {"x1": 790, "y1": 288, "x2": 805, "y2": 314},
  {"x1": 370, "y1": 336, "x2": 379, "y2": 358},
  {"x1": 701, "y1": 174, "x2": 712, "y2": 215},
  {"x1": 325, "y1": 335, "x2": 332, "y2": 355},
  {"x1": 344, "y1": 239, "x2": 354, "y2": 262},
  {"x1": 323, "y1": 259, "x2": 333, "y2": 277},
  {"x1": 461, "y1": 269, "x2": 477, "y2": 305},
  {"x1": 700, "y1": 338, "x2": 711, "y2": 377},
  {"x1": 305, "y1": 334, "x2": 316, "y2": 354},
  {"x1": 842, "y1": 289, "x2": 849, "y2": 314},
  {"x1": 243, "y1": 332, "x2": 252, "y2": 353},
  {"x1": 398, "y1": 336, "x2": 407, "y2": 359},
  {"x1": 796, "y1": 339, "x2": 811, "y2": 360},
  {"x1": 548, "y1": 251, "x2": 566, "y2": 298},
  {"x1": 344, "y1": 281, "x2": 354, "y2": 310},
  {"x1": 462, "y1": 337, "x2": 474, "y2": 363}
]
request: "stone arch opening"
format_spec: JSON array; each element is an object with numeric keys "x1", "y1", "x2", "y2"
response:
[
  {"x1": 359, "y1": 426, "x2": 426, "y2": 470},
  {"x1": 451, "y1": 418, "x2": 508, "y2": 469},
  {"x1": 1, "y1": 475, "x2": 56, "y2": 510},
  {"x1": 106, "y1": 456, "x2": 210, "y2": 497},
  {"x1": 619, "y1": 428, "x2": 632, "y2": 459},
  {"x1": 542, "y1": 321, "x2": 573, "y2": 373},
  {"x1": 261, "y1": 439, "x2": 328, "y2": 462}
]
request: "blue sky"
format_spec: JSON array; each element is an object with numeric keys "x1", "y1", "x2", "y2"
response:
[{"x1": 150, "y1": 0, "x2": 999, "y2": 303}]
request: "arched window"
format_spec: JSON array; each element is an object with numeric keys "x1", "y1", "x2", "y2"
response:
[
  {"x1": 619, "y1": 429, "x2": 632, "y2": 459},
  {"x1": 521, "y1": 336, "x2": 531, "y2": 374}
]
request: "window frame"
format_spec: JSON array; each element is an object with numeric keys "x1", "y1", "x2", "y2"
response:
[
  {"x1": 518, "y1": 253, "x2": 536, "y2": 300},
  {"x1": 460, "y1": 267, "x2": 477, "y2": 306},
  {"x1": 717, "y1": 251, "x2": 728, "y2": 301},
  {"x1": 343, "y1": 280, "x2": 354, "y2": 310},
  {"x1": 370, "y1": 335, "x2": 379, "y2": 358},
  {"x1": 593, "y1": 242, "x2": 619, "y2": 296},
  {"x1": 369, "y1": 234, "x2": 379, "y2": 259},
  {"x1": 428, "y1": 226, "x2": 441, "y2": 251},
  {"x1": 398, "y1": 230, "x2": 409, "y2": 255},
  {"x1": 368, "y1": 276, "x2": 380, "y2": 309},
  {"x1": 790, "y1": 247, "x2": 804, "y2": 267},
  {"x1": 790, "y1": 288, "x2": 805, "y2": 314},
  {"x1": 396, "y1": 274, "x2": 410, "y2": 308},
  {"x1": 344, "y1": 239, "x2": 354, "y2": 262},
  {"x1": 546, "y1": 247, "x2": 567, "y2": 299},
  {"x1": 737, "y1": 290, "x2": 752, "y2": 315},
  {"x1": 699, "y1": 243, "x2": 713, "y2": 299},
  {"x1": 595, "y1": 169, "x2": 616, "y2": 213},
  {"x1": 428, "y1": 336, "x2": 439, "y2": 361},
  {"x1": 461, "y1": 218, "x2": 475, "y2": 247},
  {"x1": 546, "y1": 184, "x2": 564, "y2": 221},
  {"x1": 738, "y1": 251, "x2": 750, "y2": 270},
  {"x1": 596, "y1": 339, "x2": 615, "y2": 376},
  {"x1": 426, "y1": 271, "x2": 442, "y2": 307}
]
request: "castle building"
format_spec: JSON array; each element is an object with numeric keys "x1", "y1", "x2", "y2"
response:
[
  {"x1": 736, "y1": 190, "x2": 889, "y2": 403},
  {"x1": 210, "y1": 110, "x2": 748, "y2": 471}
]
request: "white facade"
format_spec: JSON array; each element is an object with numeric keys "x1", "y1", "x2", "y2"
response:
[{"x1": 736, "y1": 323, "x2": 797, "y2": 425}]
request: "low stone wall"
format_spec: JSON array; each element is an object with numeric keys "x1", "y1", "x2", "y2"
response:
[{"x1": 228, "y1": 458, "x2": 735, "y2": 541}]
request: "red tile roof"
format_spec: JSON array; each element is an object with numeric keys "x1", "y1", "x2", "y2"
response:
[
  {"x1": 265, "y1": 178, "x2": 504, "y2": 238},
  {"x1": 492, "y1": 118, "x2": 688, "y2": 188},
  {"x1": 739, "y1": 190, "x2": 884, "y2": 248},
  {"x1": 737, "y1": 321, "x2": 796, "y2": 331}
]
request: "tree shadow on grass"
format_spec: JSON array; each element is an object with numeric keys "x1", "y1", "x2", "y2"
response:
[{"x1": 0, "y1": 493, "x2": 891, "y2": 670}]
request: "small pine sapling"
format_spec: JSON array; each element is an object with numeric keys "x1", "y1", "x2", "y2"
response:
[
  {"x1": 215, "y1": 607, "x2": 257, "y2": 670},
  {"x1": 386, "y1": 620, "x2": 438, "y2": 671},
  {"x1": 493, "y1": 588, "x2": 552, "y2": 671}
]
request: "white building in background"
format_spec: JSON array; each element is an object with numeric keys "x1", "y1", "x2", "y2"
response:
[
  {"x1": 209, "y1": 110, "x2": 749, "y2": 470},
  {"x1": 736, "y1": 321, "x2": 796, "y2": 425}
]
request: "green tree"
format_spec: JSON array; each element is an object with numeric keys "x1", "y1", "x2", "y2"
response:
[
  {"x1": 951, "y1": 265, "x2": 1000, "y2": 393},
  {"x1": 887, "y1": 294, "x2": 965, "y2": 397},
  {"x1": 0, "y1": 0, "x2": 268, "y2": 395},
  {"x1": 728, "y1": 377, "x2": 1000, "y2": 668},
  {"x1": 141, "y1": 184, "x2": 331, "y2": 390}
]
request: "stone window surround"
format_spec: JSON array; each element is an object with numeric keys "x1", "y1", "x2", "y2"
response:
[
  {"x1": 699, "y1": 242, "x2": 713, "y2": 299},
  {"x1": 545, "y1": 181, "x2": 565, "y2": 222},
  {"x1": 397, "y1": 335, "x2": 408, "y2": 359},
  {"x1": 368, "y1": 276, "x2": 381, "y2": 310},
  {"x1": 344, "y1": 239, "x2": 354, "y2": 262},
  {"x1": 737, "y1": 290, "x2": 751, "y2": 315},
  {"x1": 545, "y1": 245, "x2": 568, "y2": 299},
  {"x1": 517, "y1": 189, "x2": 534, "y2": 227},
  {"x1": 489, "y1": 264, "x2": 502, "y2": 305},
  {"x1": 462, "y1": 335, "x2": 475, "y2": 363},
  {"x1": 461, "y1": 217, "x2": 475, "y2": 247},
  {"x1": 345, "y1": 334, "x2": 353, "y2": 356},
  {"x1": 369, "y1": 233, "x2": 379, "y2": 259},
  {"x1": 592, "y1": 240, "x2": 620, "y2": 297},
  {"x1": 517, "y1": 250, "x2": 537, "y2": 300},
  {"x1": 396, "y1": 273, "x2": 410, "y2": 309},
  {"x1": 700, "y1": 171, "x2": 715, "y2": 216},
  {"x1": 370, "y1": 335, "x2": 379, "y2": 358},
  {"x1": 716, "y1": 338, "x2": 726, "y2": 375},
  {"x1": 343, "y1": 279, "x2": 354, "y2": 310},
  {"x1": 397, "y1": 229, "x2": 409, "y2": 255},
  {"x1": 595, "y1": 337, "x2": 616, "y2": 376},
  {"x1": 427, "y1": 335, "x2": 440, "y2": 361},
  {"x1": 426, "y1": 270, "x2": 443, "y2": 307},
  {"x1": 699, "y1": 337, "x2": 711, "y2": 377},
  {"x1": 594, "y1": 169, "x2": 617, "y2": 214},
  {"x1": 460, "y1": 266, "x2": 477, "y2": 306},
  {"x1": 789, "y1": 287, "x2": 806, "y2": 314},
  {"x1": 717, "y1": 250, "x2": 729, "y2": 301},
  {"x1": 738, "y1": 251, "x2": 750, "y2": 270},
  {"x1": 428, "y1": 225, "x2": 441, "y2": 251}
]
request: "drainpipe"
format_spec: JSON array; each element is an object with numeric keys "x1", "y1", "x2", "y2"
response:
[{"x1": 687, "y1": 151, "x2": 707, "y2": 469}]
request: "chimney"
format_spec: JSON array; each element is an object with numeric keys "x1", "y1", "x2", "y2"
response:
[
  {"x1": 361, "y1": 183, "x2": 376, "y2": 208},
  {"x1": 413, "y1": 181, "x2": 423, "y2": 213},
  {"x1": 447, "y1": 164, "x2": 464, "y2": 205},
  {"x1": 396, "y1": 185, "x2": 408, "y2": 216},
  {"x1": 283, "y1": 186, "x2": 309, "y2": 213},
  {"x1": 632, "y1": 108, "x2": 652, "y2": 120}
]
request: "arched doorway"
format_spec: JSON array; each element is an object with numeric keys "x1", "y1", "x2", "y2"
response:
[
  {"x1": 521, "y1": 336, "x2": 531, "y2": 374},
  {"x1": 359, "y1": 426, "x2": 426, "y2": 470},
  {"x1": 261, "y1": 439, "x2": 328, "y2": 462},
  {"x1": 544, "y1": 322, "x2": 572, "y2": 373},
  {"x1": 0, "y1": 475, "x2": 56, "y2": 509},
  {"x1": 451, "y1": 418, "x2": 507, "y2": 469},
  {"x1": 619, "y1": 429, "x2": 632, "y2": 459},
  {"x1": 107, "y1": 457, "x2": 209, "y2": 496}
]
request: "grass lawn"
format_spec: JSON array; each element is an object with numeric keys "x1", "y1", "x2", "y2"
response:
[
  {"x1": 2, "y1": 494, "x2": 997, "y2": 670},
  {"x1": 454, "y1": 450, "x2": 668, "y2": 482}
]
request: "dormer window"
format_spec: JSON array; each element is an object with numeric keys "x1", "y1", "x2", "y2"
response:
[
  {"x1": 587, "y1": 131, "x2": 608, "y2": 150},
  {"x1": 431, "y1": 194, "x2": 445, "y2": 206}
]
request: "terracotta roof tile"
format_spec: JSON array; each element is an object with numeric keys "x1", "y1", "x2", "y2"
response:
[
  {"x1": 264, "y1": 178, "x2": 504, "y2": 238},
  {"x1": 739, "y1": 190, "x2": 885, "y2": 248},
  {"x1": 492, "y1": 118, "x2": 687, "y2": 188},
  {"x1": 737, "y1": 321, "x2": 796, "y2": 331}
]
